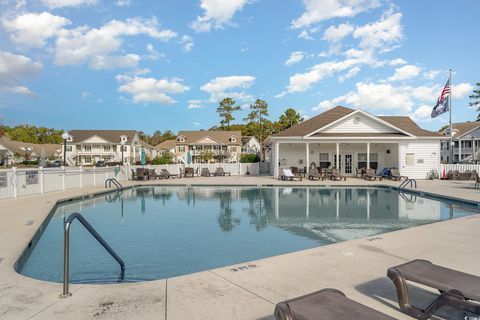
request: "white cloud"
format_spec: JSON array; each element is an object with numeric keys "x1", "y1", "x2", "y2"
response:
[
  {"x1": 0, "y1": 50, "x2": 42, "y2": 96},
  {"x1": 451, "y1": 83, "x2": 474, "y2": 99},
  {"x1": 323, "y1": 23, "x2": 354, "y2": 42},
  {"x1": 292, "y1": 0, "x2": 380, "y2": 29},
  {"x1": 285, "y1": 51, "x2": 305, "y2": 66},
  {"x1": 89, "y1": 54, "x2": 140, "y2": 70},
  {"x1": 180, "y1": 35, "x2": 194, "y2": 52},
  {"x1": 193, "y1": 121, "x2": 201, "y2": 126},
  {"x1": 81, "y1": 91, "x2": 91, "y2": 99},
  {"x1": 146, "y1": 44, "x2": 165, "y2": 60},
  {"x1": 412, "y1": 104, "x2": 433, "y2": 120},
  {"x1": 423, "y1": 70, "x2": 440, "y2": 80},
  {"x1": 2, "y1": 12, "x2": 71, "y2": 48},
  {"x1": 388, "y1": 64, "x2": 421, "y2": 81},
  {"x1": 190, "y1": 0, "x2": 250, "y2": 32},
  {"x1": 187, "y1": 99, "x2": 205, "y2": 109},
  {"x1": 41, "y1": 0, "x2": 96, "y2": 9},
  {"x1": 339, "y1": 66, "x2": 360, "y2": 82},
  {"x1": 298, "y1": 29, "x2": 314, "y2": 40},
  {"x1": 389, "y1": 58, "x2": 407, "y2": 66},
  {"x1": 201, "y1": 75, "x2": 255, "y2": 102},
  {"x1": 117, "y1": 75, "x2": 190, "y2": 104},
  {"x1": 116, "y1": 0, "x2": 131, "y2": 6},
  {"x1": 353, "y1": 10, "x2": 403, "y2": 51}
]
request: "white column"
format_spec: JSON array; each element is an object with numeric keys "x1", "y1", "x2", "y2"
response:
[
  {"x1": 458, "y1": 139, "x2": 462, "y2": 162},
  {"x1": 306, "y1": 142, "x2": 310, "y2": 171},
  {"x1": 367, "y1": 142, "x2": 370, "y2": 169},
  {"x1": 336, "y1": 143, "x2": 339, "y2": 169},
  {"x1": 473, "y1": 139, "x2": 476, "y2": 163},
  {"x1": 275, "y1": 142, "x2": 279, "y2": 177}
]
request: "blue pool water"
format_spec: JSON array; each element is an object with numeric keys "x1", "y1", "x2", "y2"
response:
[{"x1": 16, "y1": 186, "x2": 479, "y2": 283}]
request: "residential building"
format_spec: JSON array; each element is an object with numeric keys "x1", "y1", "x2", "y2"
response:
[
  {"x1": 241, "y1": 136, "x2": 261, "y2": 155},
  {"x1": 269, "y1": 106, "x2": 443, "y2": 179},
  {"x1": 440, "y1": 121, "x2": 480, "y2": 163},
  {"x1": 63, "y1": 130, "x2": 141, "y2": 165},
  {"x1": 139, "y1": 140, "x2": 157, "y2": 161},
  {"x1": 173, "y1": 131, "x2": 242, "y2": 163},
  {"x1": 154, "y1": 139, "x2": 176, "y2": 156},
  {"x1": 0, "y1": 139, "x2": 61, "y2": 165}
]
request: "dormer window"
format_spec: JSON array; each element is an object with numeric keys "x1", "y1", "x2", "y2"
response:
[
  {"x1": 178, "y1": 136, "x2": 185, "y2": 142},
  {"x1": 67, "y1": 136, "x2": 73, "y2": 142},
  {"x1": 230, "y1": 136, "x2": 237, "y2": 143},
  {"x1": 120, "y1": 135, "x2": 128, "y2": 143}
]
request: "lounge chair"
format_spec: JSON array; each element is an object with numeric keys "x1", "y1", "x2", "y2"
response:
[
  {"x1": 274, "y1": 288, "x2": 395, "y2": 320},
  {"x1": 215, "y1": 167, "x2": 231, "y2": 176},
  {"x1": 364, "y1": 168, "x2": 382, "y2": 181},
  {"x1": 473, "y1": 170, "x2": 479, "y2": 189},
  {"x1": 201, "y1": 168, "x2": 215, "y2": 177},
  {"x1": 184, "y1": 167, "x2": 195, "y2": 178},
  {"x1": 279, "y1": 168, "x2": 302, "y2": 181},
  {"x1": 389, "y1": 168, "x2": 407, "y2": 181},
  {"x1": 308, "y1": 168, "x2": 324, "y2": 180},
  {"x1": 330, "y1": 168, "x2": 346, "y2": 181},
  {"x1": 355, "y1": 167, "x2": 365, "y2": 178},
  {"x1": 387, "y1": 259, "x2": 480, "y2": 319},
  {"x1": 135, "y1": 168, "x2": 149, "y2": 180},
  {"x1": 290, "y1": 166, "x2": 304, "y2": 178},
  {"x1": 148, "y1": 169, "x2": 163, "y2": 179},
  {"x1": 161, "y1": 168, "x2": 181, "y2": 179}
]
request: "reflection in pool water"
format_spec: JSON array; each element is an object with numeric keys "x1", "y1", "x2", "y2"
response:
[{"x1": 17, "y1": 186, "x2": 478, "y2": 283}]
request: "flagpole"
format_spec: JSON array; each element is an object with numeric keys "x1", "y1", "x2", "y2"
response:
[{"x1": 449, "y1": 69, "x2": 453, "y2": 164}]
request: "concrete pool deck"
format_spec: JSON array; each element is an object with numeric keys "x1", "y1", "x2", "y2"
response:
[{"x1": 0, "y1": 177, "x2": 479, "y2": 319}]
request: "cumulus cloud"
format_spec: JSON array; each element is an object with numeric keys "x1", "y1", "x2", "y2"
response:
[
  {"x1": 187, "y1": 99, "x2": 205, "y2": 109},
  {"x1": 180, "y1": 35, "x2": 194, "y2": 52},
  {"x1": 145, "y1": 44, "x2": 165, "y2": 61},
  {"x1": 41, "y1": 0, "x2": 96, "y2": 9},
  {"x1": 323, "y1": 23, "x2": 354, "y2": 42},
  {"x1": 353, "y1": 10, "x2": 403, "y2": 51},
  {"x1": 388, "y1": 64, "x2": 421, "y2": 81},
  {"x1": 115, "y1": 0, "x2": 131, "y2": 6},
  {"x1": 423, "y1": 70, "x2": 440, "y2": 80},
  {"x1": 116, "y1": 75, "x2": 190, "y2": 104},
  {"x1": 201, "y1": 75, "x2": 255, "y2": 102},
  {"x1": 451, "y1": 83, "x2": 474, "y2": 99},
  {"x1": 285, "y1": 51, "x2": 305, "y2": 66},
  {"x1": 339, "y1": 66, "x2": 360, "y2": 82},
  {"x1": 412, "y1": 104, "x2": 433, "y2": 120},
  {"x1": 0, "y1": 50, "x2": 42, "y2": 96},
  {"x1": 2, "y1": 12, "x2": 71, "y2": 48},
  {"x1": 292, "y1": 0, "x2": 380, "y2": 29},
  {"x1": 190, "y1": 0, "x2": 250, "y2": 32}
]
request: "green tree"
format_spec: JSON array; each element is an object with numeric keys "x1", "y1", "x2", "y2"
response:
[
  {"x1": 469, "y1": 82, "x2": 480, "y2": 121},
  {"x1": 161, "y1": 130, "x2": 176, "y2": 141},
  {"x1": 276, "y1": 108, "x2": 304, "y2": 131},
  {"x1": 217, "y1": 97, "x2": 241, "y2": 128},
  {"x1": 201, "y1": 150, "x2": 214, "y2": 163},
  {"x1": 244, "y1": 99, "x2": 269, "y2": 142}
]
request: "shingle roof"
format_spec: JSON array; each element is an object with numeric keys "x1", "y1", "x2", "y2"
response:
[
  {"x1": 68, "y1": 130, "x2": 137, "y2": 143},
  {"x1": 155, "y1": 139, "x2": 176, "y2": 151},
  {"x1": 449, "y1": 122, "x2": 480, "y2": 138},
  {"x1": 177, "y1": 130, "x2": 242, "y2": 145},
  {"x1": 139, "y1": 140, "x2": 154, "y2": 149},
  {"x1": 0, "y1": 139, "x2": 61, "y2": 157},
  {"x1": 272, "y1": 106, "x2": 441, "y2": 138}
]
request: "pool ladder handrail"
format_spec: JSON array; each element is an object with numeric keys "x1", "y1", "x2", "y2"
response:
[
  {"x1": 399, "y1": 178, "x2": 417, "y2": 191},
  {"x1": 105, "y1": 178, "x2": 122, "y2": 191},
  {"x1": 61, "y1": 212, "x2": 125, "y2": 298},
  {"x1": 399, "y1": 191, "x2": 417, "y2": 203}
]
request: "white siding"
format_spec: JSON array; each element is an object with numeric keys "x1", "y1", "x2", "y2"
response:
[
  {"x1": 399, "y1": 140, "x2": 440, "y2": 179},
  {"x1": 322, "y1": 113, "x2": 397, "y2": 134}
]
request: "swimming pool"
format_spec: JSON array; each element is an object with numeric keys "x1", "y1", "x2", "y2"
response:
[{"x1": 16, "y1": 186, "x2": 479, "y2": 283}]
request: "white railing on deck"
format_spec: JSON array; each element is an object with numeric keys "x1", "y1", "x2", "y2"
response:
[
  {"x1": 130, "y1": 163, "x2": 259, "y2": 178},
  {"x1": 0, "y1": 165, "x2": 128, "y2": 200},
  {"x1": 440, "y1": 163, "x2": 480, "y2": 176}
]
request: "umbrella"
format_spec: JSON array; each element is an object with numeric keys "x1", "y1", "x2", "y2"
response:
[
  {"x1": 187, "y1": 150, "x2": 192, "y2": 164},
  {"x1": 140, "y1": 147, "x2": 146, "y2": 165}
]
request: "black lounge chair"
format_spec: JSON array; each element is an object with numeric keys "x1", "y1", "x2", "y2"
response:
[
  {"x1": 184, "y1": 167, "x2": 195, "y2": 178},
  {"x1": 134, "y1": 168, "x2": 148, "y2": 180},
  {"x1": 215, "y1": 167, "x2": 231, "y2": 176},
  {"x1": 201, "y1": 168, "x2": 215, "y2": 177},
  {"x1": 274, "y1": 288, "x2": 395, "y2": 320},
  {"x1": 148, "y1": 169, "x2": 163, "y2": 179},
  {"x1": 387, "y1": 259, "x2": 480, "y2": 319},
  {"x1": 161, "y1": 168, "x2": 181, "y2": 179}
]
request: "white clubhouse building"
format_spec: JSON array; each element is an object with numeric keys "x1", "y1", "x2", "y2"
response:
[{"x1": 270, "y1": 106, "x2": 443, "y2": 179}]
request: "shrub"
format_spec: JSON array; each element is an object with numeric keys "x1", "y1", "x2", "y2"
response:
[
  {"x1": 152, "y1": 152, "x2": 173, "y2": 165},
  {"x1": 240, "y1": 154, "x2": 259, "y2": 163}
]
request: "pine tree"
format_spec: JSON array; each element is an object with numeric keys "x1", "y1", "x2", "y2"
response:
[
  {"x1": 216, "y1": 98, "x2": 241, "y2": 128},
  {"x1": 469, "y1": 82, "x2": 480, "y2": 121}
]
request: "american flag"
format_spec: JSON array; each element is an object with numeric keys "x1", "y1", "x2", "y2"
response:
[{"x1": 431, "y1": 76, "x2": 451, "y2": 118}]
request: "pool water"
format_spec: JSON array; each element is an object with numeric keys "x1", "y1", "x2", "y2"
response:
[{"x1": 16, "y1": 186, "x2": 479, "y2": 283}]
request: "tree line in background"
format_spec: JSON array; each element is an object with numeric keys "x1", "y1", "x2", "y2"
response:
[
  {"x1": 212, "y1": 97, "x2": 304, "y2": 142},
  {"x1": 0, "y1": 125, "x2": 64, "y2": 144}
]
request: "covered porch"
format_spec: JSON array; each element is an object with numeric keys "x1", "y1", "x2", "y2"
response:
[{"x1": 272, "y1": 141, "x2": 400, "y2": 177}]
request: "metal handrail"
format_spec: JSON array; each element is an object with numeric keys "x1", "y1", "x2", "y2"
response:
[
  {"x1": 61, "y1": 213, "x2": 125, "y2": 298},
  {"x1": 399, "y1": 191, "x2": 417, "y2": 203},
  {"x1": 105, "y1": 178, "x2": 122, "y2": 190},
  {"x1": 399, "y1": 178, "x2": 417, "y2": 190}
]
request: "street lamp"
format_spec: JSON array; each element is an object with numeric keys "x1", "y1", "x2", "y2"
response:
[
  {"x1": 61, "y1": 131, "x2": 71, "y2": 166},
  {"x1": 121, "y1": 140, "x2": 125, "y2": 165}
]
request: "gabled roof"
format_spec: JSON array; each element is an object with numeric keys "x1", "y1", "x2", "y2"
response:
[
  {"x1": 0, "y1": 139, "x2": 61, "y2": 157},
  {"x1": 447, "y1": 122, "x2": 480, "y2": 139},
  {"x1": 155, "y1": 139, "x2": 176, "y2": 151},
  {"x1": 176, "y1": 130, "x2": 242, "y2": 145},
  {"x1": 139, "y1": 140, "x2": 154, "y2": 149},
  {"x1": 68, "y1": 130, "x2": 137, "y2": 143},
  {"x1": 273, "y1": 106, "x2": 441, "y2": 138},
  {"x1": 241, "y1": 136, "x2": 258, "y2": 144}
]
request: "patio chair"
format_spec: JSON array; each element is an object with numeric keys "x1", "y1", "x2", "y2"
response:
[
  {"x1": 364, "y1": 168, "x2": 382, "y2": 181},
  {"x1": 161, "y1": 168, "x2": 181, "y2": 179},
  {"x1": 148, "y1": 169, "x2": 163, "y2": 179},
  {"x1": 274, "y1": 288, "x2": 395, "y2": 320},
  {"x1": 291, "y1": 166, "x2": 304, "y2": 178},
  {"x1": 184, "y1": 167, "x2": 195, "y2": 178},
  {"x1": 387, "y1": 259, "x2": 480, "y2": 319},
  {"x1": 389, "y1": 168, "x2": 407, "y2": 181},
  {"x1": 474, "y1": 171, "x2": 479, "y2": 189},
  {"x1": 355, "y1": 167, "x2": 365, "y2": 178},
  {"x1": 279, "y1": 168, "x2": 302, "y2": 181},
  {"x1": 330, "y1": 168, "x2": 346, "y2": 181},
  {"x1": 215, "y1": 167, "x2": 231, "y2": 176},
  {"x1": 308, "y1": 168, "x2": 324, "y2": 180},
  {"x1": 201, "y1": 168, "x2": 215, "y2": 177},
  {"x1": 135, "y1": 168, "x2": 149, "y2": 180}
]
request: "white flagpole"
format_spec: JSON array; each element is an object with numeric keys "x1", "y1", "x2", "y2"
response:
[{"x1": 449, "y1": 69, "x2": 453, "y2": 164}]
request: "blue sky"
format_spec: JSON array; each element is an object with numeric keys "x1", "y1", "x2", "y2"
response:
[{"x1": 0, "y1": 0, "x2": 478, "y2": 134}]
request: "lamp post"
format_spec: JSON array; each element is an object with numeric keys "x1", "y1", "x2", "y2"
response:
[
  {"x1": 121, "y1": 140, "x2": 125, "y2": 165},
  {"x1": 61, "y1": 131, "x2": 71, "y2": 166}
]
